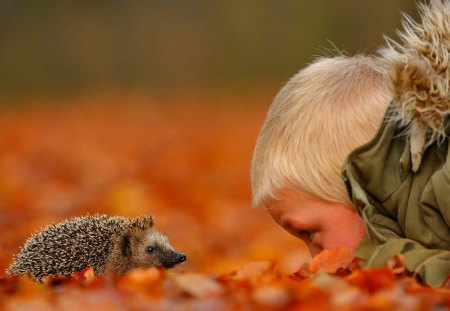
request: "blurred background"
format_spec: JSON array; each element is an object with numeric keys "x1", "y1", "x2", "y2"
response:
[
  {"x1": 0, "y1": 0, "x2": 416, "y2": 99},
  {"x1": 0, "y1": 0, "x2": 417, "y2": 277}
]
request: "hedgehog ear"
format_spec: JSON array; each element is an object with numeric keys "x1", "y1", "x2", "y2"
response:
[
  {"x1": 121, "y1": 234, "x2": 132, "y2": 257},
  {"x1": 133, "y1": 215, "x2": 154, "y2": 230}
]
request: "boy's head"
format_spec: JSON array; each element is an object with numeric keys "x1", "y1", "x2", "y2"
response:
[{"x1": 251, "y1": 55, "x2": 392, "y2": 254}]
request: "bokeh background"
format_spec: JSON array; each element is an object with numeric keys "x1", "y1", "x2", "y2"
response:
[
  {"x1": 0, "y1": 0, "x2": 417, "y2": 276},
  {"x1": 0, "y1": 0, "x2": 416, "y2": 98}
]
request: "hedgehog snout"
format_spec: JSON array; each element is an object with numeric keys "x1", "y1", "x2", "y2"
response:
[
  {"x1": 175, "y1": 252, "x2": 187, "y2": 263},
  {"x1": 160, "y1": 251, "x2": 186, "y2": 268}
]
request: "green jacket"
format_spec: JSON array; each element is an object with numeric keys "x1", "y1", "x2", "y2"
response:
[
  {"x1": 341, "y1": 0, "x2": 450, "y2": 286},
  {"x1": 343, "y1": 106, "x2": 450, "y2": 286}
]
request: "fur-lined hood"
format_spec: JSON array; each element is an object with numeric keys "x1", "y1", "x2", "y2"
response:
[{"x1": 380, "y1": 0, "x2": 450, "y2": 172}]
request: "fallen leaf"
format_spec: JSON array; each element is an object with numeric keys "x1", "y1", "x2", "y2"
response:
[
  {"x1": 386, "y1": 254, "x2": 407, "y2": 275},
  {"x1": 172, "y1": 273, "x2": 224, "y2": 298},
  {"x1": 309, "y1": 246, "x2": 355, "y2": 275},
  {"x1": 0, "y1": 98, "x2": 448, "y2": 310},
  {"x1": 346, "y1": 268, "x2": 396, "y2": 293},
  {"x1": 252, "y1": 285, "x2": 291, "y2": 308},
  {"x1": 122, "y1": 267, "x2": 162, "y2": 285},
  {"x1": 289, "y1": 267, "x2": 311, "y2": 281},
  {"x1": 231, "y1": 261, "x2": 274, "y2": 284},
  {"x1": 71, "y1": 267, "x2": 95, "y2": 284}
]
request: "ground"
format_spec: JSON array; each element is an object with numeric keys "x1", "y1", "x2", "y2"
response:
[{"x1": 0, "y1": 94, "x2": 448, "y2": 310}]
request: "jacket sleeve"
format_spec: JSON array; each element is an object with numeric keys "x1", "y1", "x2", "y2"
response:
[
  {"x1": 356, "y1": 155, "x2": 450, "y2": 287},
  {"x1": 420, "y1": 145, "x2": 450, "y2": 245},
  {"x1": 356, "y1": 210, "x2": 450, "y2": 287}
]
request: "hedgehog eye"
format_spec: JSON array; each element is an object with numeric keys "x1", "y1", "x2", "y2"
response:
[{"x1": 146, "y1": 246, "x2": 155, "y2": 253}]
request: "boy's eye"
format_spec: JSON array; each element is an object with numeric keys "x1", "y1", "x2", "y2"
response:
[{"x1": 147, "y1": 246, "x2": 155, "y2": 253}]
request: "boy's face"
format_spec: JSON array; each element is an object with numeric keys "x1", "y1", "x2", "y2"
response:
[{"x1": 266, "y1": 188, "x2": 366, "y2": 256}]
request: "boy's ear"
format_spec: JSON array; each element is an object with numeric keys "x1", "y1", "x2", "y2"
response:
[
  {"x1": 131, "y1": 215, "x2": 154, "y2": 230},
  {"x1": 121, "y1": 234, "x2": 132, "y2": 257}
]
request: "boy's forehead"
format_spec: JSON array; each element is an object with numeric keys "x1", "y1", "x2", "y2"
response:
[
  {"x1": 265, "y1": 188, "x2": 332, "y2": 217},
  {"x1": 265, "y1": 194, "x2": 296, "y2": 216},
  {"x1": 264, "y1": 196, "x2": 277, "y2": 208},
  {"x1": 267, "y1": 187, "x2": 311, "y2": 204}
]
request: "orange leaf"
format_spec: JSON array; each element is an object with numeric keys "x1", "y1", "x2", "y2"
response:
[
  {"x1": 252, "y1": 285, "x2": 291, "y2": 309},
  {"x1": 289, "y1": 267, "x2": 312, "y2": 281},
  {"x1": 309, "y1": 246, "x2": 355, "y2": 275},
  {"x1": 172, "y1": 273, "x2": 224, "y2": 299},
  {"x1": 231, "y1": 261, "x2": 274, "y2": 284},
  {"x1": 346, "y1": 268, "x2": 396, "y2": 293},
  {"x1": 123, "y1": 267, "x2": 162, "y2": 285},
  {"x1": 444, "y1": 275, "x2": 450, "y2": 288},
  {"x1": 71, "y1": 267, "x2": 95, "y2": 283},
  {"x1": 386, "y1": 254, "x2": 407, "y2": 275}
]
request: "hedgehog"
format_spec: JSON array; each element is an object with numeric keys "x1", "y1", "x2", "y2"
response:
[{"x1": 7, "y1": 214, "x2": 186, "y2": 282}]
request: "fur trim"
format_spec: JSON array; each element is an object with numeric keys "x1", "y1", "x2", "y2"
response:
[{"x1": 380, "y1": 0, "x2": 450, "y2": 172}]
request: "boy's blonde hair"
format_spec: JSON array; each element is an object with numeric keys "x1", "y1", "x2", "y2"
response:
[{"x1": 251, "y1": 55, "x2": 392, "y2": 207}]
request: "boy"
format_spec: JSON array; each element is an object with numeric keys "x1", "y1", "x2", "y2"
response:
[{"x1": 251, "y1": 0, "x2": 450, "y2": 286}]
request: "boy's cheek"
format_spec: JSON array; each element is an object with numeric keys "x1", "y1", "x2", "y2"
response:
[
  {"x1": 321, "y1": 223, "x2": 366, "y2": 253},
  {"x1": 319, "y1": 205, "x2": 367, "y2": 251}
]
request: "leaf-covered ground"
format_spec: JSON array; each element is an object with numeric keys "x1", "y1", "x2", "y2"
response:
[{"x1": 0, "y1": 95, "x2": 449, "y2": 310}]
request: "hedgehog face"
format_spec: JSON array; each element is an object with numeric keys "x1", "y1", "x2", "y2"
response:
[{"x1": 129, "y1": 229, "x2": 186, "y2": 269}]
